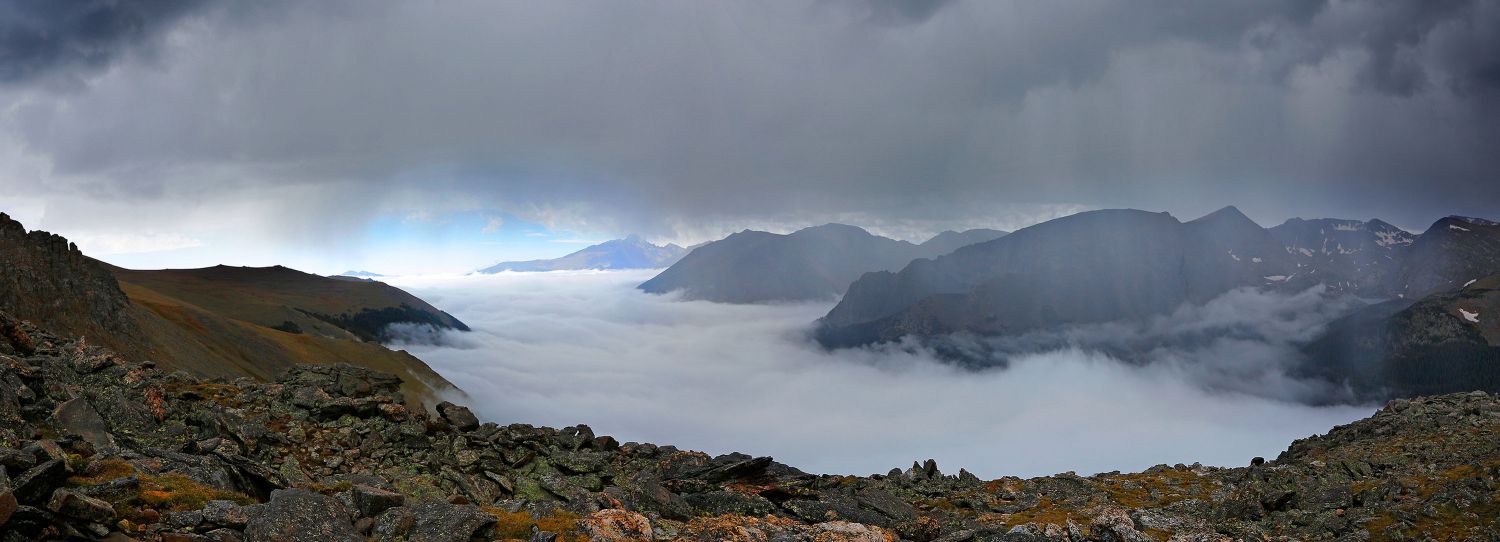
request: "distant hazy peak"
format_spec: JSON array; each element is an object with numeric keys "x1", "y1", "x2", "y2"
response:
[
  {"x1": 1021, "y1": 208, "x2": 1178, "y2": 230},
  {"x1": 792, "y1": 223, "x2": 877, "y2": 238},
  {"x1": 921, "y1": 228, "x2": 1008, "y2": 244},
  {"x1": 477, "y1": 235, "x2": 688, "y2": 273},
  {"x1": 1452, "y1": 216, "x2": 1500, "y2": 227},
  {"x1": 1273, "y1": 217, "x2": 1412, "y2": 235},
  {"x1": 918, "y1": 229, "x2": 1010, "y2": 255},
  {"x1": 637, "y1": 222, "x2": 959, "y2": 303},
  {"x1": 1189, "y1": 205, "x2": 1261, "y2": 228},
  {"x1": 1427, "y1": 215, "x2": 1500, "y2": 233}
]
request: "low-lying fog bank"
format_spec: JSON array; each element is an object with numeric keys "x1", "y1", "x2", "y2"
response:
[{"x1": 385, "y1": 270, "x2": 1373, "y2": 479}]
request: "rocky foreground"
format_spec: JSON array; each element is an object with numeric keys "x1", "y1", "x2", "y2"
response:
[{"x1": 1, "y1": 312, "x2": 1497, "y2": 542}]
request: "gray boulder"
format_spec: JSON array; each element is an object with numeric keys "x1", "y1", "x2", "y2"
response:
[
  {"x1": 52, "y1": 397, "x2": 115, "y2": 451},
  {"x1": 46, "y1": 488, "x2": 116, "y2": 524},
  {"x1": 12, "y1": 458, "x2": 68, "y2": 504},
  {"x1": 436, "y1": 401, "x2": 480, "y2": 431},
  {"x1": 406, "y1": 500, "x2": 496, "y2": 542},
  {"x1": 0, "y1": 467, "x2": 16, "y2": 529},
  {"x1": 242, "y1": 489, "x2": 360, "y2": 542},
  {"x1": 352, "y1": 484, "x2": 405, "y2": 518}
]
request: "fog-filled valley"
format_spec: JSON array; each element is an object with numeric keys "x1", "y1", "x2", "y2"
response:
[
  {"x1": 386, "y1": 270, "x2": 1373, "y2": 479},
  {"x1": 6, "y1": 1, "x2": 1500, "y2": 538}
]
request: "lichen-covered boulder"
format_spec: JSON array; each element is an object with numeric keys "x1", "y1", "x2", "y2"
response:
[
  {"x1": 46, "y1": 488, "x2": 116, "y2": 524},
  {"x1": 242, "y1": 489, "x2": 359, "y2": 542},
  {"x1": 579, "y1": 509, "x2": 653, "y2": 541},
  {"x1": 436, "y1": 401, "x2": 480, "y2": 431},
  {"x1": 351, "y1": 484, "x2": 405, "y2": 518},
  {"x1": 278, "y1": 363, "x2": 403, "y2": 400},
  {"x1": 810, "y1": 520, "x2": 896, "y2": 542},
  {"x1": 405, "y1": 500, "x2": 495, "y2": 542}
]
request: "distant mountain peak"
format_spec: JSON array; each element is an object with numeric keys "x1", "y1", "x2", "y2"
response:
[
  {"x1": 478, "y1": 235, "x2": 687, "y2": 273},
  {"x1": 1452, "y1": 216, "x2": 1500, "y2": 226},
  {"x1": 919, "y1": 228, "x2": 1009, "y2": 255},
  {"x1": 1190, "y1": 205, "x2": 1259, "y2": 227},
  {"x1": 795, "y1": 223, "x2": 873, "y2": 237},
  {"x1": 1426, "y1": 215, "x2": 1500, "y2": 234},
  {"x1": 638, "y1": 224, "x2": 1003, "y2": 304}
]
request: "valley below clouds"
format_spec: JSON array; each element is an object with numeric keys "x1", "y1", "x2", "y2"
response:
[{"x1": 387, "y1": 270, "x2": 1373, "y2": 479}]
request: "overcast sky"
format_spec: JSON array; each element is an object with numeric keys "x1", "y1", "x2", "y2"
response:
[{"x1": 2, "y1": 0, "x2": 1497, "y2": 273}]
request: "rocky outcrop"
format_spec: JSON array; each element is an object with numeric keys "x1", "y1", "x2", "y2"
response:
[
  {"x1": 2, "y1": 309, "x2": 1497, "y2": 540},
  {"x1": 0, "y1": 213, "x2": 144, "y2": 358}
]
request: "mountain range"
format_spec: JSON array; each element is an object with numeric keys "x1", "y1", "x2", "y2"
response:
[
  {"x1": 0, "y1": 213, "x2": 467, "y2": 406},
  {"x1": 3, "y1": 206, "x2": 1500, "y2": 540},
  {"x1": 477, "y1": 235, "x2": 687, "y2": 273},
  {"x1": 817, "y1": 207, "x2": 1298, "y2": 346},
  {"x1": 806, "y1": 206, "x2": 1500, "y2": 400},
  {"x1": 1266, "y1": 217, "x2": 1414, "y2": 295},
  {"x1": 637, "y1": 224, "x2": 1008, "y2": 303}
]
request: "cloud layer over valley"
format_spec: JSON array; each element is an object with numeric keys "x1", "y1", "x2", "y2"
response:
[
  {"x1": 387, "y1": 271, "x2": 1373, "y2": 479},
  {"x1": 931, "y1": 286, "x2": 1371, "y2": 404}
]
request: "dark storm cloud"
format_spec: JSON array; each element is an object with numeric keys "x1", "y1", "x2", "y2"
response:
[
  {"x1": 855, "y1": 0, "x2": 957, "y2": 25},
  {"x1": 0, "y1": 0, "x2": 208, "y2": 86},
  {"x1": 3, "y1": 0, "x2": 1499, "y2": 252},
  {"x1": 1251, "y1": 0, "x2": 1500, "y2": 97}
]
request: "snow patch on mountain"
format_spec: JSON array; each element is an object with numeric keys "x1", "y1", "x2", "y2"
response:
[{"x1": 1374, "y1": 229, "x2": 1413, "y2": 247}]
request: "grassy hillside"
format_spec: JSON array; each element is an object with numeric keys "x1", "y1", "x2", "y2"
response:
[
  {"x1": 2, "y1": 211, "x2": 467, "y2": 408},
  {"x1": 111, "y1": 264, "x2": 468, "y2": 343},
  {"x1": 105, "y1": 264, "x2": 469, "y2": 407}
]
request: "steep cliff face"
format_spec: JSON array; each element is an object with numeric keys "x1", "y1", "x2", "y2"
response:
[{"x1": 0, "y1": 213, "x2": 146, "y2": 358}]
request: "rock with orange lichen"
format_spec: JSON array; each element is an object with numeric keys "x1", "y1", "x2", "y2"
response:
[
  {"x1": 670, "y1": 515, "x2": 896, "y2": 542},
  {"x1": 673, "y1": 515, "x2": 796, "y2": 542},
  {"x1": 809, "y1": 520, "x2": 896, "y2": 542},
  {"x1": 578, "y1": 508, "x2": 653, "y2": 541}
]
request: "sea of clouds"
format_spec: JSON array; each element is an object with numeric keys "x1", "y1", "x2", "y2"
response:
[{"x1": 385, "y1": 270, "x2": 1374, "y2": 479}]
